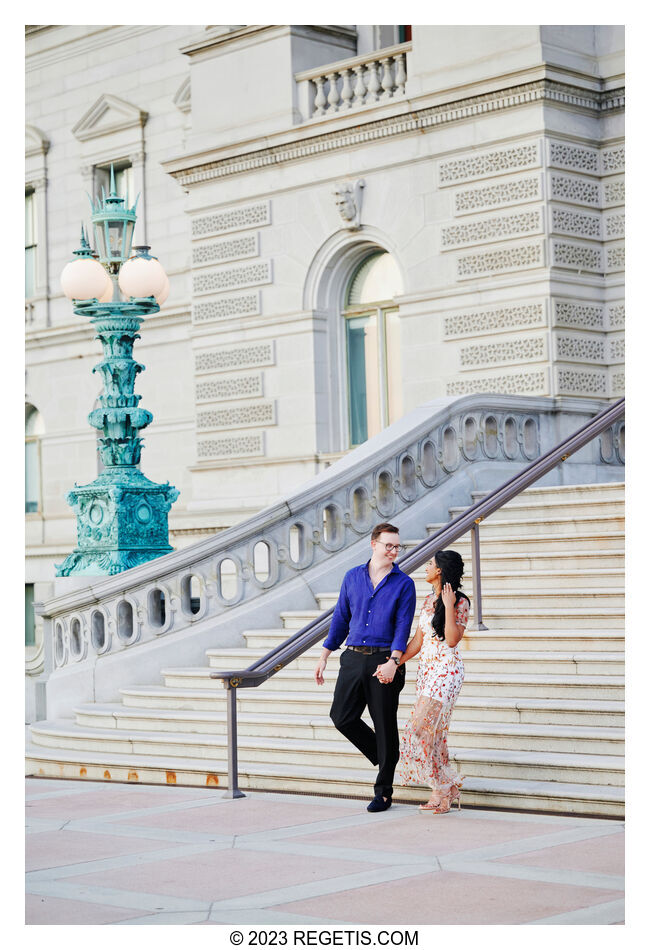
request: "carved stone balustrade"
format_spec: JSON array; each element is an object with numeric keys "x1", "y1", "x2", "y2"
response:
[{"x1": 295, "y1": 42, "x2": 411, "y2": 121}]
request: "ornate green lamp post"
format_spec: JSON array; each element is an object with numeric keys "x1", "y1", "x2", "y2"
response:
[{"x1": 56, "y1": 168, "x2": 179, "y2": 576}]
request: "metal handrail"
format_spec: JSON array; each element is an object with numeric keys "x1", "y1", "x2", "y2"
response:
[{"x1": 211, "y1": 397, "x2": 624, "y2": 795}]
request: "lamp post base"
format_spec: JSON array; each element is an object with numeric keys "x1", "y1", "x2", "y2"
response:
[{"x1": 55, "y1": 468, "x2": 179, "y2": 577}]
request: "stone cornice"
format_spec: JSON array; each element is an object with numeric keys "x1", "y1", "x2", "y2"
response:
[{"x1": 166, "y1": 79, "x2": 625, "y2": 186}]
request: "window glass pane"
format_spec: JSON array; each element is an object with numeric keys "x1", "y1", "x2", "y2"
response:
[
  {"x1": 25, "y1": 193, "x2": 35, "y2": 244},
  {"x1": 346, "y1": 313, "x2": 380, "y2": 445},
  {"x1": 25, "y1": 584, "x2": 35, "y2": 647},
  {"x1": 114, "y1": 165, "x2": 134, "y2": 203},
  {"x1": 384, "y1": 309, "x2": 403, "y2": 424},
  {"x1": 25, "y1": 246, "x2": 35, "y2": 298},
  {"x1": 347, "y1": 252, "x2": 403, "y2": 306},
  {"x1": 25, "y1": 440, "x2": 39, "y2": 513}
]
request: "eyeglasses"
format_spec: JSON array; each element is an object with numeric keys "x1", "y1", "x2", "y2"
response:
[{"x1": 376, "y1": 541, "x2": 405, "y2": 553}]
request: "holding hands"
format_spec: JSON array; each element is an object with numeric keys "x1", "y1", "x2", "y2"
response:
[{"x1": 374, "y1": 658, "x2": 397, "y2": 685}]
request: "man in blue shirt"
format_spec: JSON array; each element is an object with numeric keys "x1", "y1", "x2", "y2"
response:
[{"x1": 314, "y1": 522, "x2": 416, "y2": 812}]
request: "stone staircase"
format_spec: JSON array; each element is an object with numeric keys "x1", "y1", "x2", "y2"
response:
[{"x1": 26, "y1": 481, "x2": 624, "y2": 816}]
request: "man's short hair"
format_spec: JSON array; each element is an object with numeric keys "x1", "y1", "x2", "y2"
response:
[{"x1": 371, "y1": 522, "x2": 400, "y2": 542}]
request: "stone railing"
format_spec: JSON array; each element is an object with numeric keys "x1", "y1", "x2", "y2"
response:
[
  {"x1": 295, "y1": 42, "x2": 411, "y2": 121},
  {"x1": 36, "y1": 395, "x2": 624, "y2": 682}
]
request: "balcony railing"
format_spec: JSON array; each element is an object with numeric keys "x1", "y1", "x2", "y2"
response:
[{"x1": 295, "y1": 42, "x2": 411, "y2": 122}]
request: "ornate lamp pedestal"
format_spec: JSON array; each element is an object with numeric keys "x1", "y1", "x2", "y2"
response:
[{"x1": 56, "y1": 169, "x2": 178, "y2": 576}]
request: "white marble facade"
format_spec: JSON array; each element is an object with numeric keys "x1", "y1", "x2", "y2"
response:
[{"x1": 25, "y1": 24, "x2": 624, "y2": 692}]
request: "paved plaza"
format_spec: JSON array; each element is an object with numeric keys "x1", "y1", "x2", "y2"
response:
[{"x1": 25, "y1": 777, "x2": 624, "y2": 926}]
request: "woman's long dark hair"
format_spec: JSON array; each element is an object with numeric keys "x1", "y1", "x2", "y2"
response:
[{"x1": 431, "y1": 549, "x2": 470, "y2": 640}]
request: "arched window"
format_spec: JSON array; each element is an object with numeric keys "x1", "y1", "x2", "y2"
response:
[
  {"x1": 25, "y1": 404, "x2": 44, "y2": 514},
  {"x1": 343, "y1": 251, "x2": 403, "y2": 446}
]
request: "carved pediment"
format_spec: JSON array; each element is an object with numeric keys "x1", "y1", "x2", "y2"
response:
[
  {"x1": 72, "y1": 94, "x2": 148, "y2": 142},
  {"x1": 25, "y1": 125, "x2": 49, "y2": 157}
]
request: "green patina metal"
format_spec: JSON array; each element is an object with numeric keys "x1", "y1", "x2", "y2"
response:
[{"x1": 56, "y1": 172, "x2": 179, "y2": 577}]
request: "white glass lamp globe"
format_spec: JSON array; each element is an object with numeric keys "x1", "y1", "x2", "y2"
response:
[
  {"x1": 97, "y1": 273, "x2": 114, "y2": 303},
  {"x1": 61, "y1": 257, "x2": 111, "y2": 301},
  {"x1": 154, "y1": 273, "x2": 170, "y2": 306},
  {"x1": 118, "y1": 254, "x2": 167, "y2": 299}
]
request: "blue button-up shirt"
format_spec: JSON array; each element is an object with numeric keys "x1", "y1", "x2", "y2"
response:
[{"x1": 323, "y1": 561, "x2": 416, "y2": 654}]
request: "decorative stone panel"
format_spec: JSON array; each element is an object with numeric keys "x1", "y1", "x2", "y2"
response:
[
  {"x1": 438, "y1": 141, "x2": 540, "y2": 187},
  {"x1": 551, "y1": 208, "x2": 601, "y2": 240},
  {"x1": 197, "y1": 434, "x2": 265, "y2": 459},
  {"x1": 608, "y1": 336, "x2": 625, "y2": 362},
  {"x1": 548, "y1": 141, "x2": 599, "y2": 174},
  {"x1": 194, "y1": 343, "x2": 274, "y2": 375},
  {"x1": 549, "y1": 173, "x2": 600, "y2": 207},
  {"x1": 192, "y1": 292, "x2": 261, "y2": 325},
  {"x1": 551, "y1": 240, "x2": 603, "y2": 274},
  {"x1": 601, "y1": 145, "x2": 625, "y2": 175},
  {"x1": 610, "y1": 370, "x2": 625, "y2": 395},
  {"x1": 444, "y1": 302, "x2": 546, "y2": 339},
  {"x1": 555, "y1": 335, "x2": 606, "y2": 363},
  {"x1": 603, "y1": 177, "x2": 625, "y2": 207},
  {"x1": 607, "y1": 304, "x2": 625, "y2": 330},
  {"x1": 196, "y1": 402, "x2": 275, "y2": 431},
  {"x1": 453, "y1": 175, "x2": 542, "y2": 215},
  {"x1": 192, "y1": 261, "x2": 272, "y2": 296},
  {"x1": 442, "y1": 210, "x2": 542, "y2": 249},
  {"x1": 447, "y1": 370, "x2": 547, "y2": 396},
  {"x1": 604, "y1": 212, "x2": 625, "y2": 239},
  {"x1": 606, "y1": 244, "x2": 625, "y2": 273},
  {"x1": 556, "y1": 369, "x2": 607, "y2": 396},
  {"x1": 553, "y1": 301, "x2": 605, "y2": 331},
  {"x1": 456, "y1": 241, "x2": 544, "y2": 280},
  {"x1": 192, "y1": 233, "x2": 258, "y2": 268},
  {"x1": 460, "y1": 336, "x2": 546, "y2": 369},
  {"x1": 195, "y1": 374, "x2": 264, "y2": 403},
  {"x1": 191, "y1": 201, "x2": 271, "y2": 239}
]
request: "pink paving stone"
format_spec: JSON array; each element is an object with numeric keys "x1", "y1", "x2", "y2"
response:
[
  {"x1": 26, "y1": 830, "x2": 174, "y2": 871},
  {"x1": 290, "y1": 812, "x2": 562, "y2": 856},
  {"x1": 119, "y1": 797, "x2": 362, "y2": 835},
  {"x1": 272, "y1": 870, "x2": 622, "y2": 925},
  {"x1": 64, "y1": 848, "x2": 369, "y2": 903},
  {"x1": 25, "y1": 893, "x2": 147, "y2": 925},
  {"x1": 494, "y1": 829, "x2": 625, "y2": 876},
  {"x1": 25, "y1": 783, "x2": 210, "y2": 819}
]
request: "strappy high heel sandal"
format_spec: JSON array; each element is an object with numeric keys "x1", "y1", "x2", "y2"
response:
[
  {"x1": 418, "y1": 795, "x2": 450, "y2": 814},
  {"x1": 449, "y1": 786, "x2": 461, "y2": 810}
]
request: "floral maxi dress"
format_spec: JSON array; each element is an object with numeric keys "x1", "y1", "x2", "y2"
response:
[{"x1": 398, "y1": 593, "x2": 470, "y2": 797}]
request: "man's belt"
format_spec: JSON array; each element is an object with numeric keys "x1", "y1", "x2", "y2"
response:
[{"x1": 347, "y1": 645, "x2": 390, "y2": 655}]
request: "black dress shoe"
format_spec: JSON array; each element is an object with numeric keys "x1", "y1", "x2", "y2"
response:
[{"x1": 367, "y1": 794, "x2": 392, "y2": 812}]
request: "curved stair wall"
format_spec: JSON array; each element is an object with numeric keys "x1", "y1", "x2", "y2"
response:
[{"x1": 34, "y1": 394, "x2": 624, "y2": 720}]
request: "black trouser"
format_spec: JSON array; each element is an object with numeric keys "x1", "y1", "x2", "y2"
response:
[{"x1": 330, "y1": 648, "x2": 406, "y2": 799}]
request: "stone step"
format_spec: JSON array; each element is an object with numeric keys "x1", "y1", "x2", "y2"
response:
[
  {"x1": 448, "y1": 497, "x2": 624, "y2": 523},
  {"x1": 242, "y1": 627, "x2": 624, "y2": 653},
  {"x1": 310, "y1": 588, "x2": 625, "y2": 613},
  {"x1": 427, "y1": 515, "x2": 625, "y2": 539},
  {"x1": 118, "y1": 685, "x2": 624, "y2": 725},
  {"x1": 161, "y1": 666, "x2": 624, "y2": 700},
  {"x1": 469, "y1": 482, "x2": 624, "y2": 504},
  {"x1": 279, "y1": 605, "x2": 625, "y2": 631},
  {"x1": 73, "y1": 704, "x2": 625, "y2": 755},
  {"x1": 24, "y1": 743, "x2": 625, "y2": 816},
  {"x1": 207, "y1": 647, "x2": 624, "y2": 676},
  {"x1": 28, "y1": 721, "x2": 624, "y2": 788},
  {"x1": 418, "y1": 532, "x2": 624, "y2": 554},
  {"x1": 403, "y1": 542, "x2": 625, "y2": 567},
  {"x1": 392, "y1": 567, "x2": 624, "y2": 593}
]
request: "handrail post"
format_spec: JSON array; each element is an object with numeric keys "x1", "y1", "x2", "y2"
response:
[
  {"x1": 470, "y1": 520, "x2": 488, "y2": 631},
  {"x1": 223, "y1": 682, "x2": 245, "y2": 799}
]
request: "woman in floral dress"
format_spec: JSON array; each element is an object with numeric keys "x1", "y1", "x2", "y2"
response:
[{"x1": 394, "y1": 550, "x2": 470, "y2": 813}]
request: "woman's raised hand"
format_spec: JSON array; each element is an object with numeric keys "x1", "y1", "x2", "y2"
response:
[{"x1": 441, "y1": 582, "x2": 456, "y2": 610}]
